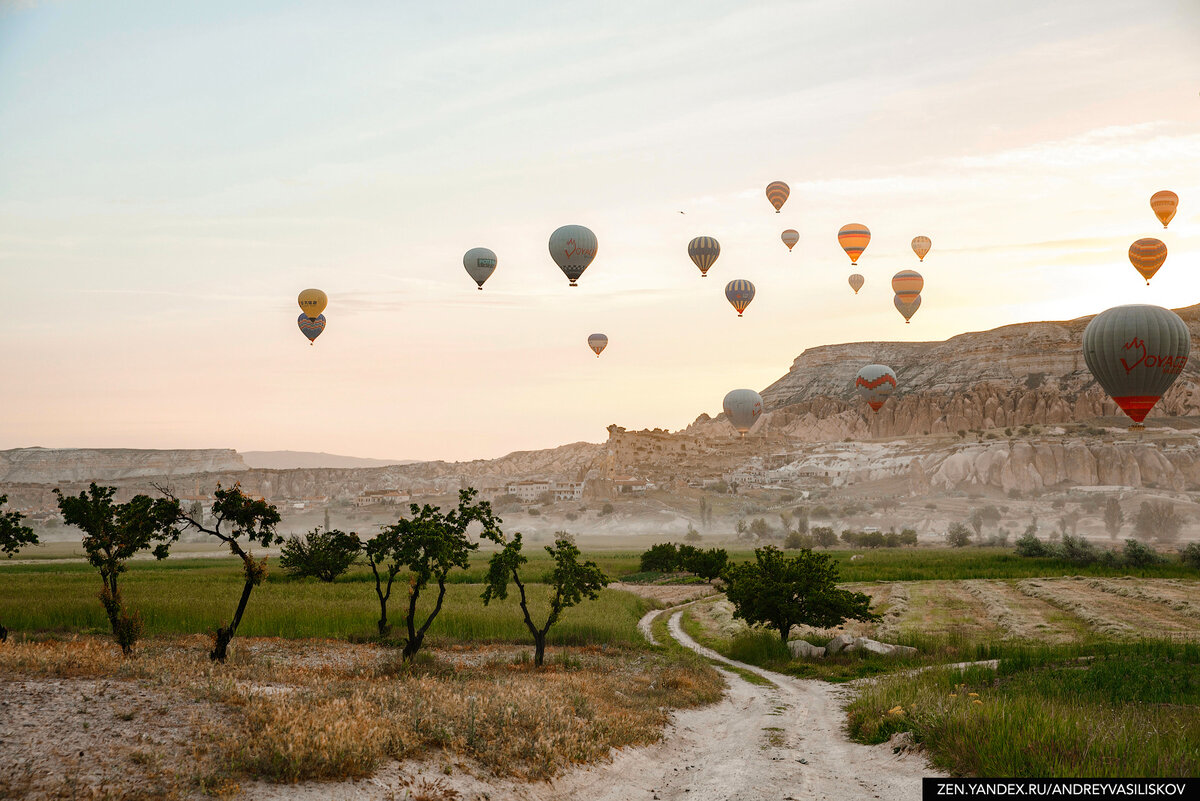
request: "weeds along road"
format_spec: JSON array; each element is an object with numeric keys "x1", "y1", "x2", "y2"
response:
[{"x1": 547, "y1": 608, "x2": 943, "y2": 801}]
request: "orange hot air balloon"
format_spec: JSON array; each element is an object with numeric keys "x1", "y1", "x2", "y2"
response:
[
  {"x1": 911, "y1": 236, "x2": 931, "y2": 262},
  {"x1": 848, "y1": 274, "x2": 864, "y2": 294},
  {"x1": 891, "y1": 270, "x2": 924, "y2": 302},
  {"x1": 1150, "y1": 191, "x2": 1178, "y2": 229},
  {"x1": 781, "y1": 229, "x2": 799, "y2": 251},
  {"x1": 838, "y1": 224, "x2": 870, "y2": 264},
  {"x1": 766, "y1": 181, "x2": 789, "y2": 213},
  {"x1": 1128, "y1": 238, "x2": 1167, "y2": 285}
]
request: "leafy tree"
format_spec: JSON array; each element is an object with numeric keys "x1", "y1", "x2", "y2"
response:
[
  {"x1": 379, "y1": 489, "x2": 497, "y2": 661},
  {"x1": 784, "y1": 530, "x2": 814, "y2": 549},
  {"x1": 898, "y1": 528, "x2": 918, "y2": 546},
  {"x1": 362, "y1": 526, "x2": 405, "y2": 637},
  {"x1": 640, "y1": 542, "x2": 680, "y2": 572},
  {"x1": 778, "y1": 511, "x2": 793, "y2": 533},
  {"x1": 1134, "y1": 501, "x2": 1186, "y2": 544},
  {"x1": 1180, "y1": 542, "x2": 1200, "y2": 571},
  {"x1": 482, "y1": 531, "x2": 609, "y2": 665},
  {"x1": 945, "y1": 522, "x2": 973, "y2": 548},
  {"x1": 162, "y1": 483, "x2": 281, "y2": 662},
  {"x1": 1122, "y1": 538, "x2": 1163, "y2": 568},
  {"x1": 749, "y1": 517, "x2": 772, "y2": 540},
  {"x1": 1, "y1": 495, "x2": 39, "y2": 641},
  {"x1": 1103, "y1": 498, "x2": 1124, "y2": 540},
  {"x1": 681, "y1": 547, "x2": 727, "y2": 582},
  {"x1": 1014, "y1": 521, "x2": 1046, "y2": 557},
  {"x1": 1058, "y1": 534, "x2": 1098, "y2": 565},
  {"x1": 811, "y1": 526, "x2": 837, "y2": 549},
  {"x1": 685, "y1": 523, "x2": 702, "y2": 542},
  {"x1": 279, "y1": 527, "x2": 361, "y2": 582},
  {"x1": 722, "y1": 545, "x2": 877, "y2": 642},
  {"x1": 55, "y1": 484, "x2": 180, "y2": 655},
  {"x1": 599, "y1": 503, "x2": 614, "y2": 516}
]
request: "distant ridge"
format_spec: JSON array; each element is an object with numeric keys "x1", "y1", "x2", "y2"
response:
[{"x1": 239, "y1": 451, "x2": 420, "y2": 470}]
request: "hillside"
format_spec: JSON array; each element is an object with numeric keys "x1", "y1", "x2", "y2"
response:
[{"x1": 240, "y1": 451, "x2": 419, "y2": 470}]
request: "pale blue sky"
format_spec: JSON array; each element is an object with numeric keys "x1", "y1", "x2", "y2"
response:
[{"x1": 2, "y1": 0, "x2": 1198, "y2": 460}]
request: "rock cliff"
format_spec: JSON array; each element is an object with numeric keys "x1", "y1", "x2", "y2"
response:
[{"x1": 0, "y1": 448, "x2": 247, "y2": 483}]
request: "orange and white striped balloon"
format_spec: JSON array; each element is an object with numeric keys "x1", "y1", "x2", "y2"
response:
[
  {"x1": 1128, "y1": 239, "x2": 1167, "y2": 284},
  {"x1": 911, "y1": 236, "x2": 931, "y2": 262},
  {"x1": 891, "y1": 270, "x2": 924, "y2": 302},
  {"x1": 1150, "y1": 191, "x2": 1178, "y2": 229},
  {"x1": 766, "y1": 181, "x2": 789, "y2": 213},
  {"x1": 838, "y1": 224, "x2": 870, "y2": 264},
  {"x1": 781, "y1": 229, "x2": 799, "y2": 251}
]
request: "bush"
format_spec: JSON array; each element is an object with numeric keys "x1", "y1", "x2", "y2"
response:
[
  {"x1": 811, "y1": 526, "x2": 837, "y2": 548},
  {"x1": 599, "y1": 503, "x2": 614, "y2": 516},
  {"x1": 1181, "y1": 543, "x2": 1200, "y2": 570},
  {"x1": 1122, "y1": 539, "x2": 1163, "y2": 568},
  {"x1": 784, "y1": 531, "x2": 815, "y2": 549},
  {"x1": 640, "y1": 543, "x2": 680, "y2": 573},
  {"x1": 945, "y1": 523, "x2": 973, "y2": 548},
  {"x1": 1015, "y1": 528, "x2": 1047, "y2": 557},
  {"x1": 279, "y1": 528, "x2": 361, "y2": 582},
  {"x1": 1058, "y1": 534, "x2": 1098, "y2": 566}
]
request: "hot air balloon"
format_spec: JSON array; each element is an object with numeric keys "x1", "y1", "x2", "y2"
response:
[
  {"x1": 463, "y1": 247, "x2": 497, "y2": 290},
  {"x1": 1150, "y1": 191, "x2": 1178, "y2": 229},
  {"x1": 855, "y1": 364, "x2": 897, "y2": 411},
  {"x1": 549, "y1": 225, "x2": 598, "y2": 287},
  {"x1": 587, "y1": 333, "x2": 608, "y2": 357},
  {"x1": 725, "y1": 280, "x2": 755, "y2": 317},
  {"x1": 894, "y1": 293, "x2": 921, "y2": 324},
  {"x1": 722, "y1": 389, "x2": 763, "y2": 436},
  {"x1": 838, "y1": 224, "x2": 870, "y2": 264},
  {"x1": 891, "y1": 270, "x2": 924, "y2": 302},
  {"x1": 781, "y1": 229, "x2": 799, "y2": 252},
  {"x1": 298, "y1": 288, "x2": 327, "y2": 319},
  {"x1": 688, "y1": 236, "x2": 721, "y2": 277},
  {"x1": 1083, "y1": 304, "x2": 1190, "y2": 428},
  {"x1": 1128, "y1": 239, "x2": 1167, "y2": 285},
  {"x1": 848, "y1": 274, "x2": 865, "y2": 294},
  {"x1": 297, "y1": 313, "x2": 326, "y2": 346},
  {"x1": 911, "y1": 236, "x2": 931, "y2": 262},
  {"x1": 766, "y1": 181, "x2": 789, "y2": 213}
]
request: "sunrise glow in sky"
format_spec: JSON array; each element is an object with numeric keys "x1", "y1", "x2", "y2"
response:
[{"x1": 2, "y1": 0, "x2": 1199, "y2": 461}]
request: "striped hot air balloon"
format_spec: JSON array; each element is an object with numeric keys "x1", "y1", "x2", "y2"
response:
[
  {"x1": 781, "y1": 229, "x2": 799, "y2": 252},
  {"x1": 855, "y1": 364, "x2": 897, "y2": 412},
  {"x1": 911, "y1": 236, "x2": 931, "y2": 262},
  {"x1": 1150, "y1": 191, "x2": 1178, "y2": 229},
  {"x1": 549, "y1": 225, "x2": 598, "y2": 287},
  {"x1": 1128, "y1": 238, "x2": 1167, "y2": 285},
  {"x1": 894, "y1": 293, "x2": 921, "y2": 324},
  {"x1": 848, "y1": 274, "x2": 865, "y2": 294},
  {"x1": 1083, "y1": 304, "x2": 1190, "y2": 427},
  {"x1": 463, "y1": 247, "x2": 497, "y2": 290},
  {"x1": 297, "y1": 313, "x2": 326, "y2": 346},
  {"x1": 722, "y1": 389, "x2": 763, "y2": 436},
  {"x1": 766, "y1": 181, "x2": 789, "y2": 213},
  {"x1": 587, "y1": 333, "x2": 608, "y2": 357},
  {"x1": 838, "y1": 224, "x2": 870, "y2": 264},
  {"x1": 688, "y1": 236, "x2": 721, "y2": 277},
  {"x1": 891, "y1": 270, "x2": 924, "y2": 302},
  {"x1": 298, "y1": 288, "x2": 327, "y2": 319},
  {"x1": 725, "y1": 280, "x2": 755, "y2": 317}
]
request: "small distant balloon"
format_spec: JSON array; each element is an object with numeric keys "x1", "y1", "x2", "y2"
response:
[
  {"x1": 722, "y1": 389, "x2": 763, "y2": 436},
  {"x1": 725, "y1": 280, "x2": 755, "y2": 317},
  {"x1": 855, "y1": 364, "x2": 897, "y2": 412},
  {"x1": 1128, "y1": 238, "x2": 1167, "y2": 285},
  {"x1": 688, "y1": 236, "x2": 721, "y2": 277},
  {"x1": 838, "y1": 224, "x2": 870, "y2": 264},
  {"x1": 911, "y1": 236, "x2": 931, "y2": 262},
  {"x1": 587, "y1": 333, "x2": 608, "y2": 357},
  {"x1": 297, "y1": 313, "x2": 326, "y2": 346},
  {"x1": 1150, "y1": 191, "x2": 1178, "y2": 229},
  {"x1": 549, "y1": 225, "x2": 598, "y2": 287},
  {"x1": 781, "y1": 229, "x2": 799, "y2": 252},
  {"x1": 463, "y1": 247, "x2": 497, "y2": 290},
  {"x1": 298, "y1": 288, "x2": 327, "y2": 319},
  {"x1": 848, "y1": 274, "x2": 865, "y2": 294},
  {"x1": 891, "y1": 270, "x2": 924, "y2": 302},
  {"x1": 1083, "y1": 304, "x2": 1190, "y2": 427},
  {"x1": 894, "y1": 293, "x2": 921, "y2": 324},
  {"x1": 766, "y1": 181, "x2": 790, "y2": 213}
]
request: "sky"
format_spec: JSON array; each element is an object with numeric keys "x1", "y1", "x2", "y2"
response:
[{"x1": 1, "y1": 0, "x2": 1199, "y2": 462}]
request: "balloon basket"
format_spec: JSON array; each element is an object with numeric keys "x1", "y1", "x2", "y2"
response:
[{"x1": 1128, "y1": 423, "x2": 1145, "y2": 431}]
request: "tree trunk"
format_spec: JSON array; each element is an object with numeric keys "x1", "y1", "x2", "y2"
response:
[
  {"x1": 778, "y1": 622, "x2": 790, "y2": 642},
  {"x1": 211, "y1": 575, "x2": 255, "y2": 662},
  {"x1": 533, "y1": 632, "x2": 546, "y2": 667}
]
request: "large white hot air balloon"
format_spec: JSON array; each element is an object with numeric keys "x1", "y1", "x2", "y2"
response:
[
  {"x1": 722, "y1": 389, "x2": 763, "y2": 436},
  {"x1": 549, "y1": 225, "x2": 598, "y2": 287},
  {"x1": 463, "y1": 247, "x2": 497, "y2": 290}
]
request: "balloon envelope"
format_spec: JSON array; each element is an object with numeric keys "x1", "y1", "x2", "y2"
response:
[
  {"x1": 1128, "y1": 238, "x2": 1167, "y2": 284},
  {"x1": 894, "y1": 293, "x2": 921, "y2": 323},
  {"x1": 297, "y1": 313, "x2": 326, "y2": 345},
  {"x1": 855, "y1": 364, "x2": 897, "y2": 412},
  {"x1": 911, "y1": 236, "x2": 931, "y2": 261},
  {"x1": 891, "y1": 270, "x2": 924, "y2": 302},
  {"x1": 848, "y1": 274, "x2": 865, "y2": 294},
  {"x1": 781, "y1": 229, "x2": 799, "y2": 251},
  {"x1": 463, "y1": 247, "x2": 497, "y2": 289},
  {"x1": 1150, "y1": 191, "x2": 1178, "y2": 228},
  {"x1": 688, "y1": 236, "x2": 721, "y2": 277},
  {"x1": 1082, "y1": 304, "x2": 1190, "y2": 425},
  {"x1": 838, "y1": 224, "x2": 870, "y2": 264},
  {"x1": 587, "y1": 333, "x2": 608, "y2": 357},
  {"x1": 549, "y1": 225, "x2": 598, "y2": 286},
  {"x1": 725, "y1": 280, "x2": 755, "y2": 317},
  {"x1": 766, "y1": 181, "x2": 789, "y2": 213},
  {"x1": 722, "y1": 389, "x2": 763, "y2": 435},
  {"x1": 298, "y1": 288, "x2": 327, "y2": 319}
]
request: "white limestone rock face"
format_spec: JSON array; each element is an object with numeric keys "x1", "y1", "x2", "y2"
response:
[{"x1": 787, "y1": 640, "x2": 826, "y2": 659}]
